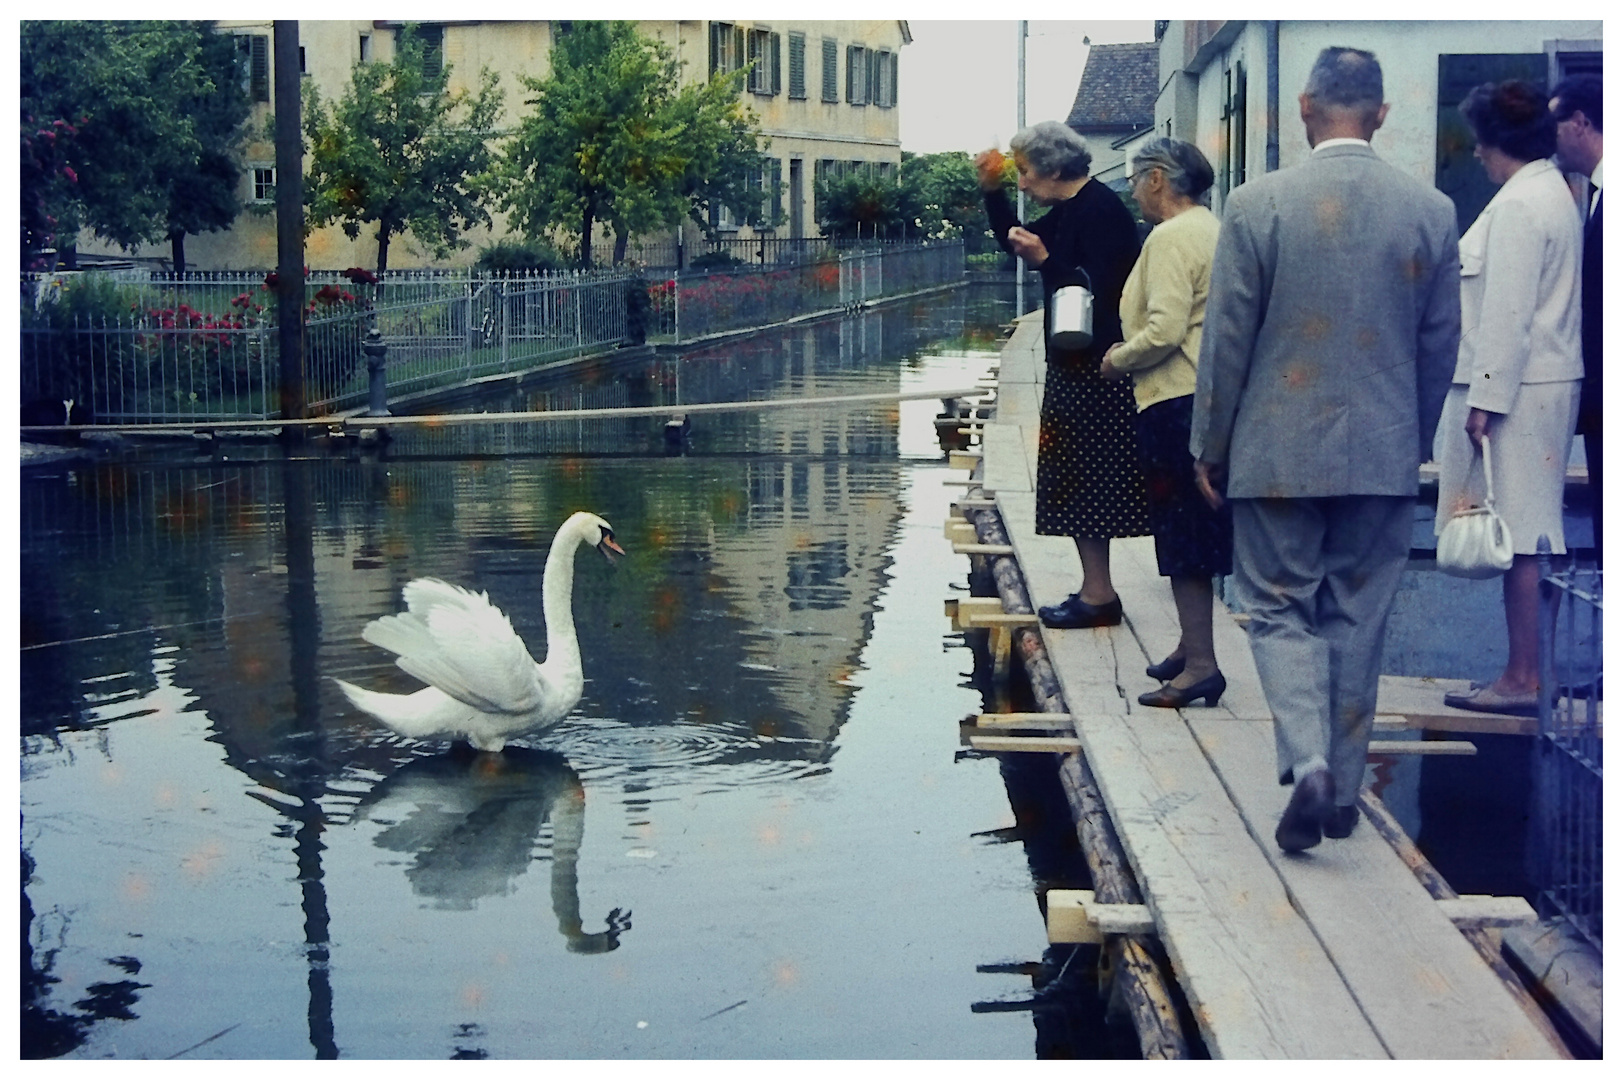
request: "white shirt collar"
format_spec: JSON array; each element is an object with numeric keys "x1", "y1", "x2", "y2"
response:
[
  {"x1": 1592, "y1": 157, "x2": 1604, "y2": 190},
  {"x1": 1312, "y1": 137, "x2": 1371, "y2": 152}
]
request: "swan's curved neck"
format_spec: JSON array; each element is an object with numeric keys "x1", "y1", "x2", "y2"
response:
[{"x1": 539, "y1": 523, "x2": 586, "y2": 674}]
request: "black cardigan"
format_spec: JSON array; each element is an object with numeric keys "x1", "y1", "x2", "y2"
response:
[{"x1": 985, "y1": 181, "x2": 1142, "y2": 365}]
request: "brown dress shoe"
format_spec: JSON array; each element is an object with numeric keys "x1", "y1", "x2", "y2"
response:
[{"x1": 1275, "y1": 769, "x2": 1336, "y2": 852}]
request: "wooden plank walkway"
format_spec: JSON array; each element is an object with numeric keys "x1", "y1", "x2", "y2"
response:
[{"x1": 965, "y1": 313, "x2": 1563, "y2": 1059}]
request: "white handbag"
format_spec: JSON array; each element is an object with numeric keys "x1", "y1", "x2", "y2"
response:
[{"x1": 1436, "y1": 434, "x2": 1515, "y2": 578}]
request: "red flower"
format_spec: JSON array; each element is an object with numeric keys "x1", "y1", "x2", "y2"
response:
[{"x1": 62, "y1": 165, "x2": 77, "y2": 184}]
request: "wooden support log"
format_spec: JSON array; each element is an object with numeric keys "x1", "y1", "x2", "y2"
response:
[
  {"x1": 952, "y1": 499, "x2": 999, "y2": 513},
  {"x1": 948, "y1": 450, "x2": 983, "y2": 470},
  {"x1": 945, "y1": 519, "x2": 978, "y2": 543},
  {"x1": 1356, "y1": 789, "x2": 1573, "y2": 1057},
  {"x1": 1367, "y1": 739, "x2": 1476, "y2": 756},
  {"x1": 965, "y1": 503, "x2": 1190, "y2": 1060}
]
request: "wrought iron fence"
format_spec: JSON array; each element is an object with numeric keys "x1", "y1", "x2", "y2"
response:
[{"x1": 1531, "y1": 539, "x2": 1602, "y2": 950}]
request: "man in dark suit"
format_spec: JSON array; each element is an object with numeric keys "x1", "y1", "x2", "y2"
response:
[
  {"x1": 1551, "y1": 75, "x2": 1603, "y2": 565},
  {"x1": 1191, "y1": 47, "x2": 1461, "y2": 852}
]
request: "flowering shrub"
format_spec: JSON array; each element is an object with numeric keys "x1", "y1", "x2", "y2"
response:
[{"x1": 134, "y1": 294, "x2": 269, "y2": 406}]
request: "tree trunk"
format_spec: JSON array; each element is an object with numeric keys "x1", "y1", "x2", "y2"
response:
[
  {"x1": 375, "y1": 223, "x2": 392, "y2": 279},
  {"x1": 579, "y1": 205, "x2": 594, "y2": 268},
  {"x1": 170, "y1": 232, "x2": 186, "y2": 276},
  {"x1": 612, "y1": 224, "x2": 629, "y2": 266}
]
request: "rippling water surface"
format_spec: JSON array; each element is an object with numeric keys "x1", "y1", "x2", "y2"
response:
[{"x1": 21, "y1": 294, "x2": 1087, "y2": 1059}]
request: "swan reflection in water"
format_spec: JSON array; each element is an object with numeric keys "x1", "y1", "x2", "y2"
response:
[{"x1": 351, "y1": 745, "x2": 630, "y2": 953}]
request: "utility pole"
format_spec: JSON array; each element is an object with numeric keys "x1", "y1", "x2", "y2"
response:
[
  {"x1": 274, "y1": 20, "x2": 307, "y2": 434},
  {"x1": 1015, "y1": 20, "x2": 1027, "y2": 315}
]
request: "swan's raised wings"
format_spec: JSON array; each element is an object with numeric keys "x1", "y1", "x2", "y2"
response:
[{"x1": 361, "y1": 578, "x2": 544, "y2": 715}]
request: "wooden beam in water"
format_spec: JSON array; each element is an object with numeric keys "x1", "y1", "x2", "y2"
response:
[
  {"x1": 971, "y1": 712, "x2": 1075, "y2": 730},
  {"x1": 1367, "y1": 739, "x2": 1477, "y2": 756},
  {"x1": 969, "y1": 734, "x2": 1083, "y2": 753}
]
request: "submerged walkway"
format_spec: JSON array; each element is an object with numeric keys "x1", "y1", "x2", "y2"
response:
[{"x1": 957, "y1": 313, "x2": 1567, "y2": 1059}]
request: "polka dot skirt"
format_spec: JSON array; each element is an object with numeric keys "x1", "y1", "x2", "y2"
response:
[{"x1": 1034, "y1": 361, "x2": 1150, "y2": 539}]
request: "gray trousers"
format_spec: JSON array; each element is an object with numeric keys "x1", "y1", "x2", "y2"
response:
[{"x1": 1229, "y1": 496, "x2": 1414, "y2": 803}]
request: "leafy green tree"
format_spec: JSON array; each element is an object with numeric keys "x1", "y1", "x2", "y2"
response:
[
  {"x1": 500, "y1": 20, "x2": 766, "y2": 266},
  {"x1": 899, "y1": 151, "x2": 997, "y2": 253},
  {"x1": 162, "y1": 25, "x2": 253, "y2": 275},
  {"x1": 815, "y1": 172, "x2": 905, "y2": 240},
  {"x1": 302, "y1": 26, "x2": 504, "y2": 277},
  {"x1": 20, "y1": 20, "x2": 234, "y2": 268}
]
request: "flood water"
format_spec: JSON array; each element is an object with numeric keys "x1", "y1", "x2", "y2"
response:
[
  {"x1": 19, "y1": 285, "x2": 1584, "y2": 1059},
  {"x1": 21, "y1": 291, "x2": 1122, "y2": 1059}
]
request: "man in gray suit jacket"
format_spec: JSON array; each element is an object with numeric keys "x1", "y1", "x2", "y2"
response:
[{"x1": 1191, "y1": 47, "x2": 1460, "y2": 852}]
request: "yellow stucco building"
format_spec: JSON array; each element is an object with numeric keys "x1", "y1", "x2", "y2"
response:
[{"x1": 76, "y1": 18, "x2": 909, "y2": 272}]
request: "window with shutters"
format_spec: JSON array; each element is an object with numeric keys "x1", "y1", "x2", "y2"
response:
[
  {"x1": 359, "y1": 33, "x2": 372, "y2": 62},
  {"x1": 873, "y1": 49, "x2": 895, "y2": 107},
  {"x1": 747, "y1": 28, "x2": 781, "y2": 96},
  {"x1": 397, "y1": 24, "x2": 444, "y2": 81},
  {"x1": 710, "y1": 21, "x2": 745, "y2": 77},
  {"x1": 235, "y1": 34, "x2": 270, "y2": 103},
  {"x1": 847, "y1": 44, "x2": 869, "y2": 105},
  {"x1": 821, "y1": 38, "x2": 839, "y2": 103},
  {"x1": 788, "y1": 33, "x2": 806, "y2": 99}
]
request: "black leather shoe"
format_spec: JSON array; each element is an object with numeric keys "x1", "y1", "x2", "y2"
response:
[
  {"x1": 1324, "y1": 804, "x2": 1359, "y2": 839},
  {"x1": 1038, "y1": 594, "x2": 1123, "y2": 629},
  {"x1": 1138, "y1": 671, "x2": 1226, "y2": 709},
  {"x1": 1275, "y1": 769, "x2": 1336, "y2": 853},
  {"x1": 1146, "y1": 654, "x2": 1187, "y2": 681}
]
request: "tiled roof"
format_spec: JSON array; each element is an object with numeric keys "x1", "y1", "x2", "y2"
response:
[{"x1": 1065, "y1": 41, "x2": 1159, "y2": 133}]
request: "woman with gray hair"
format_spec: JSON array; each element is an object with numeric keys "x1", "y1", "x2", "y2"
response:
[
  {"x1": 1100, "y1": 137, "x2": 1229, "y2": 707},
  {"x1": 975, "y1": 121, "x2": 1148, "y2": 629}
]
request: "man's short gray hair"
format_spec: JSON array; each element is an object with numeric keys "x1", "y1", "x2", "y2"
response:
[
  {"x1": 1130, "y1": 137, "x2": 1215, "y2": 201},
  {"x1": 1303, "y1": 46, "x2": 1383, "y2": 110},
  {"x1": 1009, "y1": 120, "x2": 1093, "y2": 181}
]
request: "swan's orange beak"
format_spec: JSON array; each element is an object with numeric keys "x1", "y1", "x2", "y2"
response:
[{"x1": 598, "y1": 535, "x2": 626, "y2": 565}]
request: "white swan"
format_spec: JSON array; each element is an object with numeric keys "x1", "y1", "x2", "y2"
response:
[{"x1": 335, "y1": 511, "x2": 624, "y2": 752}]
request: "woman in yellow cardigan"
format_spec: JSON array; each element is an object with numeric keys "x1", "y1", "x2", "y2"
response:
[{"x1": 1101, "y1": 138, "x2": 1231, "y2": 708}]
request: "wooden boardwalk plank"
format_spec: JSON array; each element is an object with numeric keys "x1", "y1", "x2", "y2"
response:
[
  {"x1": 980, "y1": 424, "x2": 1033, "y2": 494},
  {"x1": 1074, "y1": 711, "x2": 1388, "y2": 1058},
  {"x1": 1189, "y1": 718, "x2": 1564, "y2": 1059}
]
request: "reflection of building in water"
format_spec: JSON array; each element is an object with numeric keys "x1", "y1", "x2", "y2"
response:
[
  {"x1": 377, "y1": 296, "x2": 963, "y2": 459},
  {"x1": 19, "y1": 293, "x2": 968, "y2": 782}
]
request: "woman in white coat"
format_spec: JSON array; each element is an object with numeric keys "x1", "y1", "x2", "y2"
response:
[{"x1": 1436, "y1": 79, "x2": 1584, "y2": 716}]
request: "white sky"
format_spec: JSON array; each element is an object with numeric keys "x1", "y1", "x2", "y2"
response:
[{"x1": 899, "y1": 20, "x2": 1158, "y2": 155}]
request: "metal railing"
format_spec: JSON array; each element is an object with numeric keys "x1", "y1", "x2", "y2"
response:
[
  {"x1": 670, "y1": 241, "x2": 962, "y2": 343},
  {"x1": 1531, "y1": 539, "x2": 1602, "y2": 950},
  {"x1": 21, "y1": 249, "x2": 962, "y2": 422}
]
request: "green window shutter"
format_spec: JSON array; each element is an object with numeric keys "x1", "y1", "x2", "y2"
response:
[
  {"x1": 250, "y1": 34, "x2": 270, "y2": 102},
  {"x1": 709, "y1": 22, "x2": 719, "y2": 76},
  {"x1": 771, "y1": 32, "x2": 782, "y2": 95},
  {"x1": 788, "y1": 33, "x2": 806, "y2": 99},
  {"x1": 822, "y1": 38, "x2": 838, "y2": 103},
  {"x1": 891, "y1": 52, "x2": 899, "y2": 107},
  {"x1": 771, "y1": 157, "x2": 783, "y2": 222},
  {"x1": 846, "y1": 45, "x2": 854, "y2": 103},
  {"x1": 734, "y1": 25, "x2": 745, "y2": 72}
]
